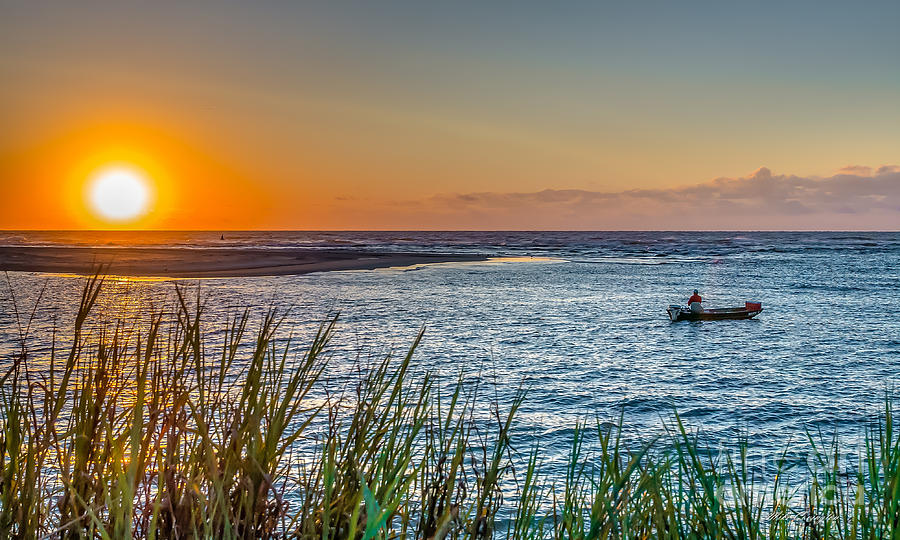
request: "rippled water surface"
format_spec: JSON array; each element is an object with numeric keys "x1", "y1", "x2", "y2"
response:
[{"x1": 2, "y1": 231, "x2": 899, "y2": 472}]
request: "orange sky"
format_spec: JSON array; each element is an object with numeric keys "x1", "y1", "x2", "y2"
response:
[{"x1": 1, "y1": 3, "x2": 898, "y2": 230}]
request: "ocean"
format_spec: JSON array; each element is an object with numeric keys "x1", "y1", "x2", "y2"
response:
[{"x1": 1, "y1": 230, "x2": 899, "y2": 477}]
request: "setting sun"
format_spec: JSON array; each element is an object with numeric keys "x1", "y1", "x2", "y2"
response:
[{"x1": 86, "y1": 166, "x2": 152, "y2": 223}]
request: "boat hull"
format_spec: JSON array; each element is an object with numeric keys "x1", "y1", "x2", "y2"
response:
[{"x1": 667, "y1": 305, "x2": 763, "y2": 322}]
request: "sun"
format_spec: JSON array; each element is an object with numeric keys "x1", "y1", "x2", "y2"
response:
[{"x1": 86, "y1": 166, "x2": 152, "y2": 223}]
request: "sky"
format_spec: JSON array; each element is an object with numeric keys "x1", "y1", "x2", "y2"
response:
[{"x1": 1, "y1": 1, "x2": 898, "y2": 230}]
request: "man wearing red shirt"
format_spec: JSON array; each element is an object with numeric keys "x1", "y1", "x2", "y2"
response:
[{"x1": 688, "y1": 290, "x2": 702, "y2": 305}]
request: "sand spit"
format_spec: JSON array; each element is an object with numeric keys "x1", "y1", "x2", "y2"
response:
[{"x1": 0, "y1": 246, "x2": 488, "y2": 278}]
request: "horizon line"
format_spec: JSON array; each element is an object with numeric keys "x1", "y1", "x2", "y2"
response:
[{"x1": 2, "y1": 229, "x2": 899, "y2": 234}]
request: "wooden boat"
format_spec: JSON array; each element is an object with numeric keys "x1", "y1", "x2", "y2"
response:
[{"x1": 667, "y1": 302, "x2": 762, "y2": 322}]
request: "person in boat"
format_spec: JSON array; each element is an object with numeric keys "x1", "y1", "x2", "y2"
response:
[{"x1": 688, "y1": 289, "x2": 703, "y2": 313}]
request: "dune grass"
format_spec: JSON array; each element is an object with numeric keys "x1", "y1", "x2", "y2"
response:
[{"x1": 0, "y1": 274, "x2": 898, "y2": 538}]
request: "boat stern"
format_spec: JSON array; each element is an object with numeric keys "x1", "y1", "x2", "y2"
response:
[{"x1": 667, "y1": 305, "x2": 683, "y2": 322}]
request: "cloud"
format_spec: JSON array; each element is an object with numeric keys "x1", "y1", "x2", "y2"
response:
[
  {"x1": 322, "y1": 166, "x2": 900, "y2": 230},
  {"x1": 837, "y1": 165, "x2": 873, "y2": 176}
]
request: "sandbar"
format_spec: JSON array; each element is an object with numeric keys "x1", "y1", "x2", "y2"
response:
[{"x1": 0, "y1": 246, "x2": 488, "y2": 278}]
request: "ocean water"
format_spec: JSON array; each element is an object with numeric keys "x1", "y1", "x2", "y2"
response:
[{"x1": 2, "y1": 231, "x2": 899, "y2": 476}]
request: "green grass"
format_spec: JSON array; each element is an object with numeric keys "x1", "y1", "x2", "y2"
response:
[{"x1": 1, "y1": 275, "x2": 898, "y2": 538}]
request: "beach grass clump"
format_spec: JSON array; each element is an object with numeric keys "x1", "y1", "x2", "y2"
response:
[
  {"x1": 0, "y1": 275, "x2": 524, "y2": 539},
  {"x1": 1, "y1": 274, "x2": 899, "y2": 538}
]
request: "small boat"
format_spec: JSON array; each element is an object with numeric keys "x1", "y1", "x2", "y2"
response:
[{"x1": 667, "y1": 302, "x2": 762, "y2": 322}]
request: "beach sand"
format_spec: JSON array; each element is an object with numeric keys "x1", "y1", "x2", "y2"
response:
[{"x1": 0, "y1": 246, "x2": 487, "y2": 278}]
